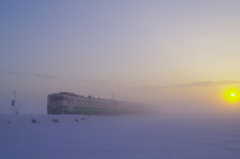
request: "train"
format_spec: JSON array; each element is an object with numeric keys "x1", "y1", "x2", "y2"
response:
[{"x1": 47, "y1": 92, "x2": 146, "y2": 115}]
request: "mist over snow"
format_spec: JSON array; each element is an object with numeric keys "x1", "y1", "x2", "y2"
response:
[
  {"x1": 1, "y1": 1, "x2": 240, "y2": 157},
  {"x1": 1, "y1": 114, "x2": 240, "y2": 159}
]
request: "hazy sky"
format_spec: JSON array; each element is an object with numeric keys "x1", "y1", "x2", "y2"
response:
[{"x1": 1, "y1": 0, "x2": 240, "y2": 114}]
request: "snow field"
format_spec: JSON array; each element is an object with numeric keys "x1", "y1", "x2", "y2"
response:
[{"x1": 1, "y1": 114, "x2": 240, "y2": 159}]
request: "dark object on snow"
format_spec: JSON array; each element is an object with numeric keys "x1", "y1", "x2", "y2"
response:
[
  {"x1": 31, "y1": 119, "x2": 37, "y2": 123},
  {"x1": 75, "y1": 118, "x2": 78, "y2": 122},
  {"x1": 52, "y1": 119, "x2": 59, "y2": 123},
  {"x1": 81, "y1": 118, "x2": 85, "y2": 121},
  {"x1": 7, "y1": 121, "x2": 11, "y2": 123}
]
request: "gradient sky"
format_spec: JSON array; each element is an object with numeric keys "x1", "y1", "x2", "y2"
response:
[{"x1": 1, "y1": 0, "x2": 240, "y2": 114}]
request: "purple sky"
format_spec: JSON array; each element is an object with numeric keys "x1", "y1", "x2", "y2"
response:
[{"x1": 1, "y1": 0, "x2": 240, "y2": 114}]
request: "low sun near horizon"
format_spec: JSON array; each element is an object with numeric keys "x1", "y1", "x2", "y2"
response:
[{"x1": 224, "y1": 88, "x2": 240, "y2": 104}]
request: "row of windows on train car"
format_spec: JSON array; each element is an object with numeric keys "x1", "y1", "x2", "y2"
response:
[
  {"x1": 77, "y1": 100, "x2": 88, "y2": 105},
  {"x1": 49, "y1": 96, "x2": 140, "y2": 108},
  {"x1": 66, "y1": 98, "x2": 111, "y2": 107},
  {"x1": 50, "y1": 95, "x2": 116, "y2": 104},
  {"x1": 57, "y1": 95, "x2": 131, "y2": 107}
]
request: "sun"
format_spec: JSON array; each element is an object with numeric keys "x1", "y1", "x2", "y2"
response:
[{"x1": 224, "y1": 88, "x2": 240, "y2": 103}]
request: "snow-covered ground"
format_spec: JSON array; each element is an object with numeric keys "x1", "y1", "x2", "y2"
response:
[{"x1": 1, "y1": 113, "x2": 240, "y2": 159}]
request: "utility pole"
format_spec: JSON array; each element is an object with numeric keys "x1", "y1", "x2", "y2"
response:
[
  {"x1": 11, "y1": 91, "x2": 16, "y2": 114},
  {"x1": 112, "y1": 93, "x2": 115, "y2": 100}
]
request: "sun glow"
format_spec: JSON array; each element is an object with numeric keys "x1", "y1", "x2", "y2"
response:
[{"x1": 224, "y1": 88, "x2": 240, "y2": 103}]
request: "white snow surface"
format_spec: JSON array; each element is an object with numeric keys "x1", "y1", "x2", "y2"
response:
[{"x1": 1, "y1": 114, "x2": 240, "y2": 159}]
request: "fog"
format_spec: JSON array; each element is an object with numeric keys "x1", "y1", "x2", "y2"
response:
[
  {"x1": 1, "y1": 0, "x2": 240, "y2": 115},
  {"x1": 1, "y1": 1, "x2": 240, "y2": 158}
]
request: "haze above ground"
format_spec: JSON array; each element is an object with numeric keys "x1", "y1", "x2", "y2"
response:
[{"x1": 0, "y1": 0, "x2": 240, "y2": 114}]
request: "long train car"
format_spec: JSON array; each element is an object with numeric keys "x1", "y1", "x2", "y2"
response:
[{"x1": 47, "y1": 92, "x2": 145, "y2": 115}]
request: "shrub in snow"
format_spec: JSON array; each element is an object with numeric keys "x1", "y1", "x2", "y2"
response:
[
  {"x1": 52, "y1": 119, "x2": 59, "y2": 123},
  {"x1": 31, "y1": 119, "x2": 37, "y2": 123}
]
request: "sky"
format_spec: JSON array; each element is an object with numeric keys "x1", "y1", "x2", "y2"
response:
[{"x1": 0, "y1": 0, "x2": 240, "y2": 114}]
